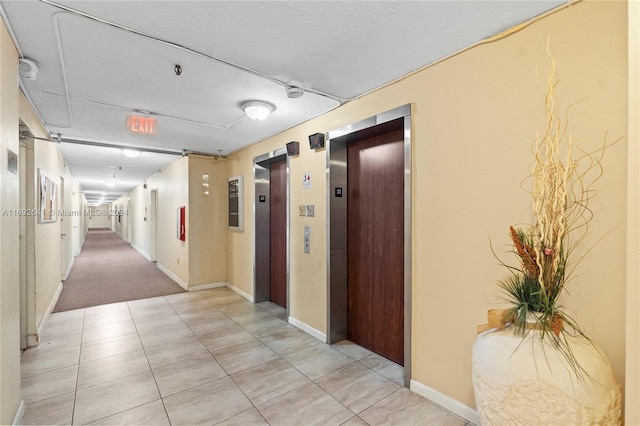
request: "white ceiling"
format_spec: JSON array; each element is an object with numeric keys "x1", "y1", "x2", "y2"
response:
[{"x1": 1, "y1": 0, "x2": 566, "y2": 204}]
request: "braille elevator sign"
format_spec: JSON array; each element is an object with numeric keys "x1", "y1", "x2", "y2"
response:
[{"x1": 126, "y1": 115, "x2": 158, "y2": 135}]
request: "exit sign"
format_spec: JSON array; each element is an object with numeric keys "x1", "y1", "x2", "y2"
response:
[{"x1": 126, "y1": 115, "x2": 158, "y2": 135}]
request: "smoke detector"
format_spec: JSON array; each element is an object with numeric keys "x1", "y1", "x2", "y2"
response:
[
  {"x1": 19, "y1": 58, "x2": 39, "y2": 80},
  {"x1": 286, "y1": 86, "x2": 304, "y2": 99}
]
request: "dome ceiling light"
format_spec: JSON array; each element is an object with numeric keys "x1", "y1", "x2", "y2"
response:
[{"x1": 241, "y1": 101, "x2": 274, "y2": 121}]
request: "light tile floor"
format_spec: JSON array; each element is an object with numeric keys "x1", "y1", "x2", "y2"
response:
[{"x1": 21, "y1": 288, "x2": 472, "y2": 425}]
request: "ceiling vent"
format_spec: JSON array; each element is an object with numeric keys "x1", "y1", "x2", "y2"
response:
[{"x1": 19, "y1": 58, "x2": 39, "y2": 80}]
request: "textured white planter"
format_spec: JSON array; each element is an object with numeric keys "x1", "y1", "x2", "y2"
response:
[{"x1": 472, "y1": 327, "x2": 621, "y2": 425}]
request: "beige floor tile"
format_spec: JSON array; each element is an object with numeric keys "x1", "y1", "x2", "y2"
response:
[
  {"x1": 316, "y1": 363, "x2": 400, "y2": 414},
  {"x1": 224, "y1": 303, "x2": 275, "y2": 324},
  {"x1": 80, "y1": 332, "x2": 143, "y2": 363},
  {"x1": 259, "y1": 328, "x2": 323, "y2": 357},
  {"x1": 152, "y1": 352, "x2": 227, "y2": 397},
  {"x1": 199, "y1": 288, "x2": 246, "y2": 306},
  {"x1": 358, "y1": 387, "x2": 466, "y2": 426},
  {"x1": 214, "y1": 407, "x2": 269, "y2": 426},
  {"x1": 82, "y1": 309, "x2": 132, "y2": 329},
  {"x1": 231, "y1": 358, "x2": 310, "y2": 405},
  {"x1": 127, "y1": 296, "x2": 170, "y2": 309},
  {"x1": 171, "y1": 299, "x2": 218, "y2": 316},
  {"x1": 256, "y1": 301, "x2": 286, "y2": 317},
  {"x1": 283, "y1": 343, "x2": 354, "y2": 380},
  {"x1": 144, "y1": 335, "x2": 210, "y2": 369},
  {"x1": 21, "y1": 344, "x2": 81, "y2": 377},
  {"x1": 332, "y1": 340, "x2": 376, "y2": 361},
  {"x1": 22, "y1": 391, "x2": 75, "y2": 425},
  {"x1": 47, "y1": 309, "x2": 84, "y2": 324},
  {"x1": 183, "y1": 312, "x2": 238, "y2": 336},
  {"x1": 83, "y1": 302, "x2": 129, "y2": 317},
  {"x1": 341, "y1": 416, "x2": 370, "y2": 425},
  {"x1": 38, "y1": 329, "x2": 82, "y2": 350},
  {"x1": 199, "y1": 324, "x2": 257, "y2": 352},
  {"x1": 77, "y1": 349, "x2": 150, "y2": 389},
  {"x1": 132, "y1": 310, "x2": 184, "y2": 331},
  {"x1": 163, "y1": 376, "x2": 253, "y2": 425},
  {"x1": 257, "y1": 383, "x2": 353, "y2": 426},
  {"x1": 41, "y1": 317, "x2": 83, "y2": 336},
  {"x1": 128, "y1": 298, "x2": 175, "y2": 320},
  {"x1": 137, "y1": 321, "x2": 194, "y2": 347},
  {"x1": 358, "y1": 353, "x2": 405, "y2": 386},
  {"x1": 21, "y1": 364, "x2": 78, "y2": 404},
  {"x1": 164, "y1": 291, "x2": 204, "y2": 305},
  {"x1": 86, "y1": 400, "x2": 170, "y2": 425},
  {"x1": 81, "y1": 320, "x2": 138, "y2": 345},
  {"x1": 73, "y1": 370, "x2": 160, "y2": 425},
  {"x1": 241, "y1": 316, "x2": 293, "y2": 339},
  {"x1": 210, "y1": 338, "x2": 280, "y2": 374}
]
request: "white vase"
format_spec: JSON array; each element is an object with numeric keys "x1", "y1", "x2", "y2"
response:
[{"x1": 472, "y1": 326, "x2": 621, "y2": 425}]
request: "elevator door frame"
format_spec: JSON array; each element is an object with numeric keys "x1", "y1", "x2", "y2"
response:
[
  {"x1": 253, "y1": 147, "x2": 289, "y2": 312},
  {"x1": 326, "y1": 104, "x2": 412, "y2": 386}
]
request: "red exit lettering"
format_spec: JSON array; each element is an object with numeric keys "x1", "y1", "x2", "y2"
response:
[{"x1": 125, "y1": 115, "x2": 158, "y2": 135}]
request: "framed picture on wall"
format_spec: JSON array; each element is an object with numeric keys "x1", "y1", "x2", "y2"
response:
[
  {"x1": 38, "y1": 169, "x2": 57, "y2": 223},
  {"x1": 228, "y1": 175, "x2": 243, "y2": 231}
]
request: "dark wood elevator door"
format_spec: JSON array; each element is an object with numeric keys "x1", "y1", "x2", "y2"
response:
[
  {"x1": 270, "y1": 159, "x2": 287, "y2": 308},
  {"x1": 347, "y1": 127, "x2": 404, "y2": 365}
]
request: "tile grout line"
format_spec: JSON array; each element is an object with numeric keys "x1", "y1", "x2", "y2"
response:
[{"x1": 70, "y1": 307, "x2": 86, "y2": 426}]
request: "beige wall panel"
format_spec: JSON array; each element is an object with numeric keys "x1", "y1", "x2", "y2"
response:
[
  {"x1": 226, "y1": 0, "x2": 628, "y2": 410},
  {"x1": 188, "y1": 155, "x2": 227, "y2": 287},
  {"x1": 626, "y1": 0, "x2": 640, "y2": 422},
  {"x1": 0, "y1": 19, "x2": 21, "y2": 426},
  {"x1": 147, "y1": 157, "x2": 189, "y2": 284}
]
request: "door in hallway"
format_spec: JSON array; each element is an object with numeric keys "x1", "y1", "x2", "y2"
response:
[
  {"x1": 347, "y1": 124, "x2": 404, "y2": 365},
  {"x1": 269, "y1": 159, "x2": 287, "y2": 308}
]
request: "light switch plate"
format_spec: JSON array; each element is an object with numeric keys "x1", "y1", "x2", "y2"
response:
[
  {"x1": 299, "y1": 205, "x2": 306, "y2": 216},
  {"x1": 306, "y1": 204, "x2": 315, "y2": 217}
]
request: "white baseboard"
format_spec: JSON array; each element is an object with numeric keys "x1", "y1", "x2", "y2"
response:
[
  {"x1": 12, "y1": 400, "x2": 25, "y2": 426},
  {"x1": 410, "y1": 379, "x2": 480, "y2": 425},
  {"x1": 130, "y1": 242, "x2": 151, "y2": 261},
  {"x1": 156, "y1": 263, "x2": 188, "y2": 291},
  {"x1": 224, "y1": 282, "x2": 254, "y2": 303},
  {"x1": 37, "y1": 282, "x2": 63, "y2": 341},
  {"x1": 62, "y1": 256, "x2": 74, "y2": 281},
  {"x1": 189, "y1": 282, "x2": 226, "y2": 292},
  {"x1": 288, "y1": 316, "x2": 326, "y2": 343}
]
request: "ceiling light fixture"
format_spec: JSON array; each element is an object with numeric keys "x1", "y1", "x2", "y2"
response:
[
  {"x1": 241, "y1": 101, "x2": 274, "y2": 121},
  {"x1": 122, "y1": 149, "x2": 141, "y2": 158}
]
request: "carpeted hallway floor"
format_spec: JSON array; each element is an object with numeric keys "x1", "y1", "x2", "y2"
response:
[{"x1": 53, "y1": 228, "x2": 185, "y2": 312}]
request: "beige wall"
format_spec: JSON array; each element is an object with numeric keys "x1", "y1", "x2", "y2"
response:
[
  {"x1": 626, "y1": 0, "x2": 640, "y2": 423},
  {"x1": 118, "y1": 154, "x2": 227, "y2": 289},
  {"x1": 225, "y1": 0, "x2": 629, "y2": 411},
  {"x1": 19, "y1": 93, "x2": 85, "y2": 339},
  {"x1": 88, "y1": 204, "x2": 111, "y2": 228},
  {"x1": 188, "y1": 155, "x2": 227, "y2": 287},
  {"x1": 0, "y1": 19, "x2": 21, "y2": 426},
  {"x1": 145, "y1": 157, "x2": 190, "y2": 285}
]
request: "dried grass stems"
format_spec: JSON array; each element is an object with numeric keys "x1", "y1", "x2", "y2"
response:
[{"x1": 492, "y1": 48, "x2": 620, "y2": 384}]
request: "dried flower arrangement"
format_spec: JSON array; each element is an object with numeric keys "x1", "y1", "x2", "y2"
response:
[{"x1": 491, "y1": 49, "x2": 619, "y2": 380}]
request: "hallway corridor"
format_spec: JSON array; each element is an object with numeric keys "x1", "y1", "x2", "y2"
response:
[
  {"x1": 54, "y1": 228, "x2": 185, "y2": 312},
  {"x1": 21, "y1": 288, "x2": 470, "y2": 425}
]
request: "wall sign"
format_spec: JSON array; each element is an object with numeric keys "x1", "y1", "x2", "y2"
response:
[
  {"x1": 126, "y1": 115, "x2": 158, "y2": 135},
  {"x1": 303, "y1": 173, "x2": 311, "y2": 189},
  {"x1": 228, "y1": 175, "x2": 244, "y2": 231}
]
